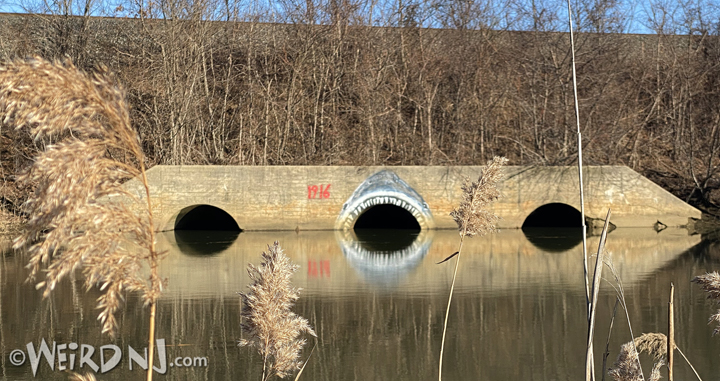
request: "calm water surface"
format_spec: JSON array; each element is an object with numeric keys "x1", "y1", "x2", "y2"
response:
[{"x1": 1, "y1": 228, "x2": 719, "y2": 380}]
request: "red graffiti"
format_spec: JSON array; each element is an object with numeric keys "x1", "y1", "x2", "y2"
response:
[{"x1": 307, "y1": 184, "x2": 331, "y2": 199}]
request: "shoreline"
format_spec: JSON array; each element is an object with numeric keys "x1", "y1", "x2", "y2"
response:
[{"x1": 0, "y1": 209, "x2": 22, "y2": 236}]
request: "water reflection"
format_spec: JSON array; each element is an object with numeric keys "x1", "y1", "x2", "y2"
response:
[
  {"x1": 521, "y1": 227, "x2": 583, "y2": 252},
  {"x1": 2, "y1": 229, "x2": 719, "y2": 381},
  {"x1": 154, "y1": 228, "x2": 702, "y2": 298},
  {"x1": 337, "y1": 229, "x2": 432, "y2": 286},
  {"x1": 173, "y1": 230, "x2": 241, "y2": 256}
]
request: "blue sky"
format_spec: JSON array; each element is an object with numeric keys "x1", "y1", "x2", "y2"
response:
[{"x1": 0, "y1": 0, "x2": 715, "y2": 35}]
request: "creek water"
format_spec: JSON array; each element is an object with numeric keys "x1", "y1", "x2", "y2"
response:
[{"x1": 0, "y1": 228, "x2": 719, "y2": 380}]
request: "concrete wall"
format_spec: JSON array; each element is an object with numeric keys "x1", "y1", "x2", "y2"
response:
[{"x1": 122, "y1": 165, "x2": 701, "y2": 231}]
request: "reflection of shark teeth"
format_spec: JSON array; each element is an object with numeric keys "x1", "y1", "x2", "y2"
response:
[
  {"x1": 347, "y1": 241, "x2": 424, "y2": 267},
  {"x1": 336, "y1": 230, "x2": 434, "y2": 286},
  {"x1": 336, "y1": 170, "x2": 435, "y2": 230}
]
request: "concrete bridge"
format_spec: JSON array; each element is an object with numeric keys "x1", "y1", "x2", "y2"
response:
[{"x1": 123, "y1": 165, "x2": 700, "y2": 231}]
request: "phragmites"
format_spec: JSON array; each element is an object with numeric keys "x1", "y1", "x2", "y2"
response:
[
  {"x1": 239, "y1": 242, "x2": 316, "y2": 380},
  {"x1": 609, "y1": 341, "x2": 644, "y2": 381},
  {"x1": 69, "y1": 372, "x2": 98, "y2": 381},
  {"x1": 0, "y1": 57, "x2": 162, "y2": 337},
  {"x1": 634, "y1": 333, "x2": 668, "y2": 362},
  {"x1": 609, "y1": 333, "x2": 667, "y2": 381},
  {"x1": 450, "y1": 156, "x2": 508, "y2": 238},
  {"x1": 439, "y1": 156, "x2": 507, "y2": 381},
  {"x1": 693, "y1": 272, "x2": 720, "y2": 335}
]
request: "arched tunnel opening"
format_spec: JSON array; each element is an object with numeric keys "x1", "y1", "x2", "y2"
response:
[
  {"x1": 353, "y1": 204, "x2": 421, "y2": 252},
  {"x1": 354, "y1": 204, "x2": 421, "y2": 230},
  {"x1": 175, "y1": 205, "x2": 242, "y2": 231},
  {"x1": 522, "y1": 203, "x2": 583, "y2": 253},
  {"x1": 173, "y1": 205, "x2": 241, "y2": 256},
  {"x1": 522, "y1": 203, "x2": 583, "y2": 228}
]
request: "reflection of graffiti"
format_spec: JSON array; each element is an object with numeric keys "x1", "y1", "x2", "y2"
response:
[
  {"x1": 308, "y1": 184, "x2": 331, "y2": 199},
  {"x1": 336, "y1": 170, "x2": 434, "y2": 230},
  {"x1": 308, "y1": 260, "x2": 330, "y2": 277}
]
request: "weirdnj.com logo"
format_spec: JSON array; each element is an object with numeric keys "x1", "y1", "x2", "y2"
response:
[{"x1": 9, "y1": 339, "x2": 208, "y2": 376}]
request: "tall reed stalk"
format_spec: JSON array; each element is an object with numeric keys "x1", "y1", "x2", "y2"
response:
[
  {"x1": 586, "y1": 210, "x2": 611, "y2": 381},
  {"x1": 0, "y1": 57, "x2": 164, "y2": 380},
  {"x1": 565, "y1": 1, "x2": 594, "y2": 379},
  {"x1": 438, "y1": 156, "x2": 507, "y2": 381},
  {"x1": 239, "y1": 242, "x2": 316, "y2": 381}
]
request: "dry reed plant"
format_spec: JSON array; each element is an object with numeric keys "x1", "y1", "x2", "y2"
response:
[
  {"x1": 692, "y1": 272, "x2": 720, "y2": 335},
  {"x1": 0, "y1": 57, "x2": 163, "y2": 380},
  {"x1": 609, "y1": 333, "x2": 667, "y2": 381},
  {"x1": 594, "y1": 253, "x2": 646, "y2": 381},
  {"x1": 69, "y1": 372, "x2": 98, "y2": 381},
  {"x1": 438, "y1": 156, "x2": 507, "y2": 381},
  {"x1": 635, "y1": 333, "x2": 668, "y2": 362},
  {"x1": 449, "y1": 156, "x2": 508, "y2": 239},
  {"x1": 239, "y1": 241, "x2": 316, "y2": 380},
  {"x1": 608, "y1": 342, "x2": 646, "y2": 381},
  {"x1": 586, "y1": 211, "x2": 611, "y2": 381}
]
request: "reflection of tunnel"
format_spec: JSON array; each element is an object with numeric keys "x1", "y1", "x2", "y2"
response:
[
  {"x1": 173, "y1": 205, "x2": 241, "y2": 256},
  {"x1": 354, "y1": 204, "x2": 421, "y2": 231},
  {"x1": 174, "y1": 205, "x2": 242, "y2": 231},
  {"x1": 353, "y1": 229, "x2": 419, "y2": 252},
  {"x1": 522, "y1": 203, "x2": 582, "y2": 228}
]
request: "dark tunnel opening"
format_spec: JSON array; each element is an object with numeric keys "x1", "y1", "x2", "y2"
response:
[
  {"x1": 353, "y1": 204, "x2": 421, "y2": 252},
  {"x1": 173, "y1": 205, "x2": 241, "y2": 256},
  {"x1": 174, "y1": 205, "x2": 242, "y2": 231},
  {"x1": 522, "y1": 203, "x2": 583, "y2": 252},
  {"x1": 522, "y1": 203, "x2": 583, "y2": 228},
  {"x1": 354, "y1": 204, "x2": 421, "y2": 231}
]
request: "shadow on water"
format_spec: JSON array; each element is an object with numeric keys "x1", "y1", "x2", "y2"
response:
[
  {"x1": 173, "y1": 230, "x2": 241, "y2": 256},
  {"x1": 521, "y1": 227, "x2": 584, "y2": 252}
]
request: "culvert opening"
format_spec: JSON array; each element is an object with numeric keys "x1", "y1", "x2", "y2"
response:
[
  {"x1": 173, "y1": 205, "x2": 241, "y2": 256},
  {"x1": 354, "y1": 204, "x2": 421, "y2": 231},
  {"x1": 174, "y1": 205, "x2": 242, "y2": 231},
  {"x1": 522, "y1": 203, "x2": 582, "y2": 228},
  {"x1": 522, "y1": 203, "x2": 583, "y2": 252}
]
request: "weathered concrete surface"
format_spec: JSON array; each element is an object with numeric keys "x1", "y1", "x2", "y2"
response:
[{"x1": 122, "y1": 165, "x2": 701, "y2": 231}]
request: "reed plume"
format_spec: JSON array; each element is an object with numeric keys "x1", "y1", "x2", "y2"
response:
[
  {"x1": 692, "y1": 272, "x2": 720, "y2": 336},
  {"x1": 450, "y1": 156, "x2": 508, "y2": 238},
  {"x1": 239, "y1": 241, "x2": 316, "y2": 380},
  {"x1": 438, "y1": 156, "x2": 507, "y2": 381},
  {"x1": 69, "y1": 372, "x2": 98, "y2": 381},
  {"x1": 609, "y1": 333, "x2": 667, "y2": 381},
  {"x1": 0, "y1": 57, "x2": 163, "y2": 380}
]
